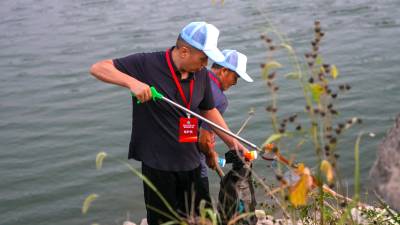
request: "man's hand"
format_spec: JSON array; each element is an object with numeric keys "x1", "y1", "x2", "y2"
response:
[
  {"x1": 205, "y1": 150, "x2": 219, "y2": 170},
  {"x1": 199, "y1": 128, "x2": 219, "y2": 169},
  {"x1": 229, "y1": 139, "x2": 249, "y2": 154},
  {"x1": 198, "y1": 128, "x2": 215, "y2": 155},
  {"x1": 130, "y1": 81, "x2": 151, "y2": 103}
]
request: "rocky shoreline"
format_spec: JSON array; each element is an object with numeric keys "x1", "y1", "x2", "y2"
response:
[{"x1": 369, "y1": 114, "x2": 400, "y2": 211}]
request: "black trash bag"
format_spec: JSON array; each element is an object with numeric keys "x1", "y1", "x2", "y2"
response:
[{"x1": 218, "y1": 150, "x2": 257, "y2": 225}]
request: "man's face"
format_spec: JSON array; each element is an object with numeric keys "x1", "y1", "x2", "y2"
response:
[
  {"x1": 182, "y1": 47, "x2": 208, "y2": 73},
  {"x1": 220, "y1": 68, "x2": 238, "y2": 91}
]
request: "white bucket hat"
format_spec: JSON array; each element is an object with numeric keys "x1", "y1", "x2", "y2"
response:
[
  {"x1": 217, "y1": 49, "x2": 253, "y2": 82},
  {"x1": 180, "y1": 22, "x2": 225, "y2": 63}
]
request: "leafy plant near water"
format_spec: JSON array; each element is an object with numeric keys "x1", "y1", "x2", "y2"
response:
[
  {"x1": 251, "y1": 20, "x2": 399, "y2": 224},
  {"x1": 81, "y1": 21, "x2": 399, "y2": 225},
  {"x1": 259, "y1": 20, "x2": 355, "y2": 218}
]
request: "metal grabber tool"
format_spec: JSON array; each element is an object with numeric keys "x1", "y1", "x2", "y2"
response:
[{"x1": 132, "y1": 87, "x2": 262, "y2": 153}]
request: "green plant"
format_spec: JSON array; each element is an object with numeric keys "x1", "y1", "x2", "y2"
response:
[{"x1": 248, "y1": 17, "x2": 400, "y2": 224}]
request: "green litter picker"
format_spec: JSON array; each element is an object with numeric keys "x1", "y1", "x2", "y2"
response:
[{"x1": 132, "y1": 86, "x2": 262, "y2": 153}]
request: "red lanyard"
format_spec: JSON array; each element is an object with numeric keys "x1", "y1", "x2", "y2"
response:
[
  {"x1": 165, "y1": 49, "x2": 194, "y2": 110},
  {"x1": 208, "y1": 71, "x2": 222, "y2": 89}
]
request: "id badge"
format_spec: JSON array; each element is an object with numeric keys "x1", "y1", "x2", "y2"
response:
[{"x1": 178, "y1": 117, "x2": 198, "y2": 143}]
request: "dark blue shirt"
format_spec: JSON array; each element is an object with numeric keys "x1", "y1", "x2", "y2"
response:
[
  {"x1": 199, "y1": 70, "x2": 228, "y2": 178},
  {"x1": 113, "y1": 48, "x2": 215, "y2": 171},
  {"x1": 201, "y1": 71, "x2": 228, "y2": 131}
]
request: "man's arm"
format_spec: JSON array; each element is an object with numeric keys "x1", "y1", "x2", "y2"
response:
[
  {"x1": 201, "y1": 108, "x2": 247, "y2": 152},
  {"x1": 89, "y1": 59, "x2": 152, "y2": 103}
]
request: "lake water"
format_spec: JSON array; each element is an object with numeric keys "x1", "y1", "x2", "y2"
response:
[{"x1": 1, "y1": 0, "x2": 399, "y2": 224}]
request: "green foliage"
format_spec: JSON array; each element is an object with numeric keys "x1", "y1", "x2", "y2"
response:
[
  {"x1": 285, "y1": 72, "x2": 300, "y2": 80},
  {"x1": 256, "y1": 20, "x2": 394, "y2": 225},
  {"x1": 82, "y1": 193, "x2": 98, "y2": 215},
  {"x1": 95, "y1": 152, "x2": 107, "y2": 170},
  {"x1": 261, "y1": 60, "x2": 282, "y2": 80},
  {"x1": 263, "y1": 133, "x2": 286, "y2": 145}
]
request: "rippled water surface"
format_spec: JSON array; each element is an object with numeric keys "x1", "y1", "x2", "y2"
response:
[{"x1": 1, "y1": 0, "x2": 399, "y2": 224}]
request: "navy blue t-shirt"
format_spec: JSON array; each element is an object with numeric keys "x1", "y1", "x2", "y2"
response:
[
  {"x1": 199, "y1": 70, "x2": 228, "y2": 178},
  {"x1": 201, "y1": 71, "x2": 228, "y2": 131},
  {"x1": 113, "y1": 48, "x2": 215, "y2": 171}
]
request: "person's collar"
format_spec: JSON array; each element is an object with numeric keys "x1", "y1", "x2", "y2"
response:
[
  {"x1": 208, "y1": 70, "x2": 223, "y2": 90},
  {"x1": 169, "y1": 46, "x2": 194, "y2": 81}
]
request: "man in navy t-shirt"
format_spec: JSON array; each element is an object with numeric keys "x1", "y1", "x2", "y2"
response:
[
  {"x1": 89, "y1": 22, "x2": 249, "y2": 225},
  {"x1": 197, "y1": 50, "x2": 254, "y2": 197}
]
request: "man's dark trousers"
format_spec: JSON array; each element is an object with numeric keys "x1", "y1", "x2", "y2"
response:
[{"x1": 142, "y1": 163, "x2": 211, "y2": 225}]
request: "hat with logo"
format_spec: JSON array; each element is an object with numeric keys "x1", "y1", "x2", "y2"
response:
[
  {"x1": 217, "y1": 49, "x2": 253, "y2": 82},
  {"x1": 180, "y1": 21, "x2": 225, "y2": 62}
]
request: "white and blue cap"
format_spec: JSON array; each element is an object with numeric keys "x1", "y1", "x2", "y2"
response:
[
  {"x1": 180, "y1": 22, "x2": 225, "y2": 63},
  {"x1": 217, "y1": 49, "x2": 254, "y2": 82}
]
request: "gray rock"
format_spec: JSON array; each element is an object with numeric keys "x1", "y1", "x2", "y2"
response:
[{"x1": 370, "y1": 114, "x2": 400, "y2": 211}]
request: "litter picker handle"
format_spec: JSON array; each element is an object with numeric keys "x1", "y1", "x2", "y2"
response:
[
  {"x1": 130, "y1": 86, "x2": 164, "y2": 104},
  {"x1": 215, "y1": 165, "x2": 224, "y2": 178},
  {"x1": 131, "y1": 86, "x2": 261, "y2": 151}
]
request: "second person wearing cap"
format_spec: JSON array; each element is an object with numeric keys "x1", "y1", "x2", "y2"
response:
[{"x1": 197, "y1": 49, "x2": 253, "y2": 199}]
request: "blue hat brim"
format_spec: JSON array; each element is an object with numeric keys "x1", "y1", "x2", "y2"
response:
[
  {"x1": 217, "y1": 61, "x2": 254, "y2": 82},
  {"x1": 236, "y1": 70, "x2": 254, "y2": 82},
  {"x1": 204, "y1": 48, "x2": 225, "y2": 63}
]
